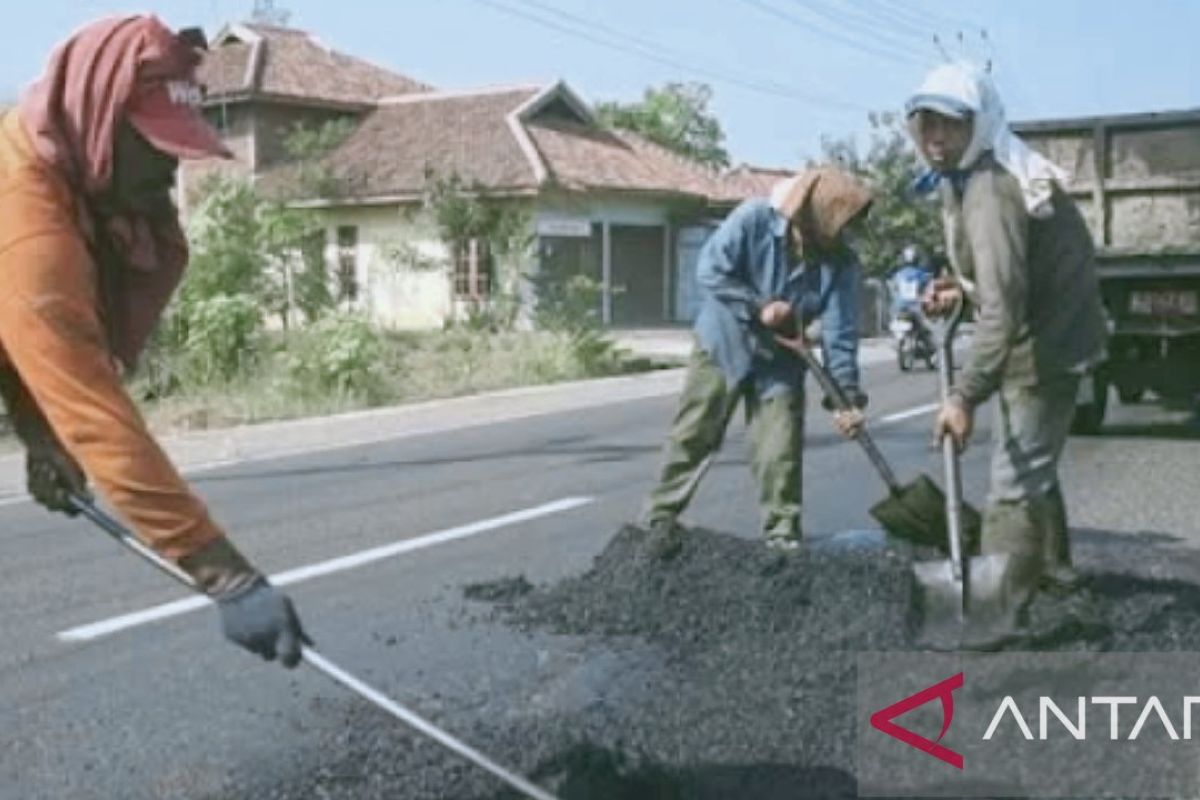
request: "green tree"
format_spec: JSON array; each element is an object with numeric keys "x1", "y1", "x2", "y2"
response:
[
  {"x1": 595, "y1": 82, "x2": 730, "y2": 168},
  {"x1": 816, "y1": 112, "x2": 943, "y2": 277},
  {"x1": 294, "y1": 228, "x2": 334, "y2": 323},
  {"x1": 422, "y1": 171, "x2": 534, "y2": 331},
  {"x1": 282, "y1": 118, "x2": 356, "y2": 198},
  {"x1": 422, "y1": 171, "x2": 531, "y2": 259},
  {"x1": 179, "y1": 175, "x2": 320, "y2": 342}
]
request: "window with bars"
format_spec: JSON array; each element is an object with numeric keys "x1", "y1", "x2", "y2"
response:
[
  {"x1": 453, "y1": 237, "x2": 492, "y2": 300},
  {"x1": 336, "y1": 225, "x2": 358, "y2": 302}
]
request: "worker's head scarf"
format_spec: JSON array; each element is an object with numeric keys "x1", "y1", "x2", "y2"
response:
[
  {"x1": 770, "y1": 166, "x2": 873, "y2": 245},
  {"x1": 19, "y1": 15, "x2": 230, "y2": 368},
  {"x1": 905, "y1": 60, "x2": 1067, "y2": 218}
]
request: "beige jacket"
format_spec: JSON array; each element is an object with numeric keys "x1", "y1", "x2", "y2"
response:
[{"x1": 941, "y1": 154, "x2": 1107, "y2": 405}]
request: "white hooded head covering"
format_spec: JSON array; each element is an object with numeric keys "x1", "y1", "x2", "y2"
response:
[{"x1": 906, "y1": 61, "x2": 1067, "y2": 218}]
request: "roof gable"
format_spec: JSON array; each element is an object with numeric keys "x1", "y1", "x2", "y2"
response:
[
  {"x1": 256, "y1": 78, "x2": 768, "y2": 207},
  {"x1": 260, "y1": 86, "x2": 544, "y2": 201},
  {"x1": 200, "y1": 23, "x2": 429, "y2": 107}
]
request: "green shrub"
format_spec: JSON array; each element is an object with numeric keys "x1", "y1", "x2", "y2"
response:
[
  {"x1": 285, "y1": 313, "x2": 385, "y2": 400},
  {"x1": 180, "y1": 293, "x2": 263, "y2": 384}
]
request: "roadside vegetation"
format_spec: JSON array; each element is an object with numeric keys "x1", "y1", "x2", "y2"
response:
[
  {"x1": 125, "y1": 171, "x2": 651, "y2": 434},
  {"x1": 2, "y1": 90, "x2": 935, "y2": 442}
]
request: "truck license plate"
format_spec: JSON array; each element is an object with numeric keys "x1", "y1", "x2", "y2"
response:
[{"x1": 1129, "y1": 290, "x2": 1198, "y2": 317}]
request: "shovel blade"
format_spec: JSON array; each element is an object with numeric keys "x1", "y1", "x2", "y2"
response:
[
  {"x1": 912, "y1": 559, "x2": 964, "y2": 650},
  {"x1": 870, "y1": 474, "x2": 982, "y2": 555},
  {"x1": 960, "y1": 553, "x2": 1021, "y2": 649},
  {"x1": 913, "y1": 553, "x2": 1017, "y2": 650}
]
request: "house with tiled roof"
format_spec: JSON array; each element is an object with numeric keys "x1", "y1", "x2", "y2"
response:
[
  {"x1": 196, "y1": 22, "x2": 429, "y2": 173},
  {"x1": 187, "y1": 23, "x2": 778, "y2": 329}
]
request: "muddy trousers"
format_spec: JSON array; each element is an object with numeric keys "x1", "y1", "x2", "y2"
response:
[
  {"x1": 640, "y1": 347, "x2": 804, "y2": 541},
  {"x1": 982, "y1": 373, "x2": 1081, "y2": 614}
]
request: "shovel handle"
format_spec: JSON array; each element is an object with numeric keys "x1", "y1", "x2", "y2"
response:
[
  {"x1": 775, "y1": 334, "x2": 902, "y2": 493},
  {"x1": 66, "y1": 494, "x2": 561, "y2": 800},
  {"x1": 930, "y1": 302, "x2": 966, "y2": 581},
  {"x1": 71, "y1": 493, "x2": 200, "y2": 588}
]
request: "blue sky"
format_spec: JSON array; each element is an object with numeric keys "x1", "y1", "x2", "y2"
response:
[{"x1": 4, "y1": 1, "x2": 1197, "y2": 167}]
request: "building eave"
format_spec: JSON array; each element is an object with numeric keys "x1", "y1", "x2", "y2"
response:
[{"x1": 282, "y1": 186, "x2": 541, "y2": 209}]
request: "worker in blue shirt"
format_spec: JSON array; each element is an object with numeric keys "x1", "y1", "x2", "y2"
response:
[{"x1": 640, "y1": 166, "x2": 873, "y2": 557}]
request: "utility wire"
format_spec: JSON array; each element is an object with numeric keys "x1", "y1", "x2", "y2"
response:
[
  {"x1": 784, "y1": 0, "x2": 932, "y2": 57},
  {"x1": 871, "y1": 0, "x2": 978, "y2": 33},
  {"x1": 831, "y1": 0, "x2": 932, "y2": 41},
  {"x1": 468, "y1": 0, "x2": 870, "y2": 112},
  {"x1": 513, "y1": 0, "x2": 843, "y2": 103},
  {"x1": 739, "y1": 0, "x2": 926, "y2": 66}
]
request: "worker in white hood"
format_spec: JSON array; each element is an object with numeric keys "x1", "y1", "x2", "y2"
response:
[{"x1": 906, "y1": 61, "x2": 1107, "y2": 624}]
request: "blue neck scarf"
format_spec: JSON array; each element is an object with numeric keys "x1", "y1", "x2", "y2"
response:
[{"x1": 914, "y1": 168, "x2": 970, "y2": 196}]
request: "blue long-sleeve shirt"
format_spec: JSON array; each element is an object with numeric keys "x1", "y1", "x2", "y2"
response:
[{"x1": 693, "y1": 198, "x2": 862, "y2": 399}]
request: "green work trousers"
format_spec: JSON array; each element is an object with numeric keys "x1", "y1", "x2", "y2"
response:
[
  {"x1": 982, "y1": 373, "x2": 1081, "y2": 613},
  {"x1": 641, "y1": 346, "x2": 805, "y2": 541}
]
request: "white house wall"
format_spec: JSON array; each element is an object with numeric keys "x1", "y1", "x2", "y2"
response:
[
  {"x1": 313, "y1": 205, "x2": 453, "y2": 329},
  {"x1": 303, "y1": 195, "x2": 698, "y2": 330}
]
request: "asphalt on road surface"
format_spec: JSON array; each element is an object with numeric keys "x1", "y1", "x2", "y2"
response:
[{"x1": 1, "y1": 355, "x2": 1197, "y2": 799}]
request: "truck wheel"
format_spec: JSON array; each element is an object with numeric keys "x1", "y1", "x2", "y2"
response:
[
  {"x1": 1072, "y1": 374, "x2": 1109, "y2": 435},
  {"x1": 1117, "y1": 386, "x2": 1145, "y2": 405}
]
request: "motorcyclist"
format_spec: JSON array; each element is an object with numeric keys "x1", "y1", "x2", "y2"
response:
[
  {"x1": 887, "y1": 245, "x2": 936, "y2": 365},
  {"x1": 888, "y1": 244, "x2": 934, "y2": 319}
]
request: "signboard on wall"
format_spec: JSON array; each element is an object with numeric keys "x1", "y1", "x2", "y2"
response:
[{"x1": 536, "y1": 216, "x2": 593, "y2": 237}]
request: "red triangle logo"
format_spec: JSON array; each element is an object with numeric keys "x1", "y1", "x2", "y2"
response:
[{"x1": 869, "y1": 672, "x2": 964, "y2": 769}]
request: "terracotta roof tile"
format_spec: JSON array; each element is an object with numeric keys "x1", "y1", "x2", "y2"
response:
[
  {"x1": 199, "y1": 24, "x2": 428, "y2": 105},
  {"x1": 527, "y1": 119, "x2": 717, "y2": 198},
  {"x1": 709, "y1": 164, "x2": 794, "y2": 204},
  {"x1": 261, "y1": 87, "x2": 542, "y2": 200},
  {"x1": 256, "y1": 81, "x2": 785, "y2": 206},
  {"x1": 198, "y1": 40, "x2": 252, "y2": 96}
]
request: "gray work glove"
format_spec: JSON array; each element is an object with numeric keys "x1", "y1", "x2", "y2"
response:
[
  {"x1": 26, "y1": 443, "x2": 88, "y2": 516},
  {"x1": 1, "y1": 369, "x2": 88, "y2": 516},
  {"x1": 179, "y1": 538, "x2": 311, "y2": 668},
  {"x1": 217, "y1": 578, "x2": 310, "y2": 668}
]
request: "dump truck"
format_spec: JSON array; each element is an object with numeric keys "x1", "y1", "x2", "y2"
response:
[{"x1": 1013, "y1": 108, "x2": 1200, "y2": 433}]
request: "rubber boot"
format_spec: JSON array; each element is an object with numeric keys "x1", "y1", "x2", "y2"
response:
[
  {"x1": 1036, "y1": 487, "x2": 1081, "y2": 593},
  {"x1": 644, "y1": 516, "x2": 686, "y2": 561},
  {"x1": 967, "y1": 501, "x2": 1046, "y2": 646}
]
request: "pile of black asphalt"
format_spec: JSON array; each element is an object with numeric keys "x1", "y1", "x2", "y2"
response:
[{"x1": 231, "y1": 524, "x2": 1200, "y2": 800}]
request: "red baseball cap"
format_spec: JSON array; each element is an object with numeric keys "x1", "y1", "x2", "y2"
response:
[{"x1": 126, "y1": 77, "x2": 231, "y2": 160}]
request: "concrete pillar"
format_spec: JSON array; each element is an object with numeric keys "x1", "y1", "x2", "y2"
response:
[
  {"x1": 662, "y1": 222, "x2": 672, "y2": 321},
  {"x1": 601, "y1": 219, "x2": 612, "y2": 325}
]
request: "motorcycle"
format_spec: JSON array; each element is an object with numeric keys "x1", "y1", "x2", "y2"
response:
[{"x1": 890, "y1": 309, "x2": 937, "y2": 372}]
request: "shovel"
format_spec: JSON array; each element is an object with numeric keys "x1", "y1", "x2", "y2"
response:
[
  {"x1": 910, "y1": 307, "x2": 1010, "y2": 649},
  {"x1": 67, "y1": 494, "x2": 560, "y2": 800},
  {"x1": 772, "y1": 332, "x2": 981, "y2": 554}
]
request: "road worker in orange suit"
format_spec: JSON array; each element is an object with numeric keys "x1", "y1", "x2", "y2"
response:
[{"x1": 0, "y1": 15, "x2": 308, "y2": 666}]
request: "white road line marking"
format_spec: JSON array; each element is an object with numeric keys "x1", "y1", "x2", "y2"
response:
[
  {"x1": 56, "y1": 496, "x2": 594, "y2": 643},
  {"x1": 877, "y1": 403, "x2": 940, "y2": 425}
]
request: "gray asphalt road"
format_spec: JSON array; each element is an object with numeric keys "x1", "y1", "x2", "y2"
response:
[{"x1": 0, "y1": 358, "x2": 1195, "y2": 799}]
